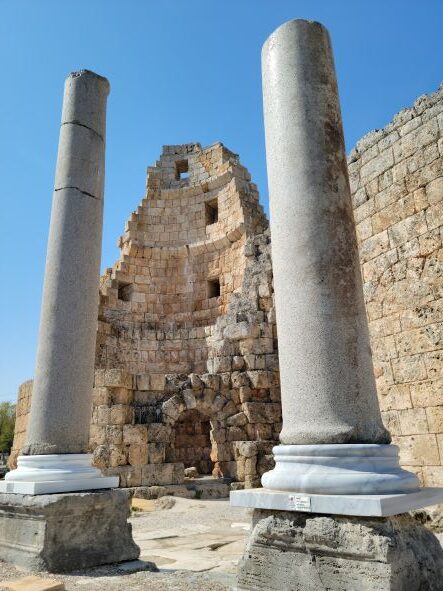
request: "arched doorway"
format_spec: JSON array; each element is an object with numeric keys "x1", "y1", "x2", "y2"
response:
[{"x1": 173, "y1": 409, "x2": 212, "y2": 475}]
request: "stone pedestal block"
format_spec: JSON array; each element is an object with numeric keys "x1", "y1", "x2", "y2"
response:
[
  {"x1": 0, "y1": 489, "x2": 139, "y2": 572},
  {"x1": 238, "y1": 509, "x2": 443, "y2": 591}
]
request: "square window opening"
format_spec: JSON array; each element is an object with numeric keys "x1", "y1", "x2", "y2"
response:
[
  {"x1": 176, "y1": 159, "x2": 189, "y2": 181},
  {"x1": 207, "y1": 278, "x2": 220, "y2": 299},
  {"x1": 118, "y1": 282, "x2": 133, "y2": 302},
  {"x1": 205, "y1": 198, "x2": 218, "y2": 225}
]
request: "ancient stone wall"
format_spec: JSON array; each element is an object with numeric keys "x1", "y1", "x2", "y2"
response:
[
  {"x1": 349, "y1": 84, "x2": 443, "y2": 486},
  {"x1": 96, "y1": 143, "x2": 267, "y2": 376},
  {"x1": 8, "y1": 381, "x2": 32, "y2": 468}
]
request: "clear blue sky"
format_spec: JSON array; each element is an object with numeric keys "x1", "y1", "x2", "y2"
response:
[{"x1": 1, "y1": 0, "x2": 442, "y2": 403}]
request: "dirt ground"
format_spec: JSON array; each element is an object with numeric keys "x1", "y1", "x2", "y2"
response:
[{"x1": 0, "y1": 496, "x2": 252, "y2": 591}]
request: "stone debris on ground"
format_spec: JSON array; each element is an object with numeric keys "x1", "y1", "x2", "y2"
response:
[{"x1": 0, "y1": 497, "x2": 250, "y2": 591}]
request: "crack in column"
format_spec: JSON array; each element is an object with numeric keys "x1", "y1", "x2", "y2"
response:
[
  {"x1": 54, "y1": 186, "x2": 101, "y2": 201},
  {"x1": 61, "y1": 120, "x2": 104, "y2": 142}
]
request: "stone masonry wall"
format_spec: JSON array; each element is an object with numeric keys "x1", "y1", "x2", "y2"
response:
[{"x1": 349, "y1": 84, "x2": 443, "y2": 486}]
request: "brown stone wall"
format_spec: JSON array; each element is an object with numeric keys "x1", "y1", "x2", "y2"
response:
[
  {"x1": 96, "y1": 142, "x2": 267, "y2": 376},
  {"x1": 8, "y1": 380, "x2": 32, "y2": 469},
  {"x1": 349, "y1": 85, "x2": 443, "y2": 486}
]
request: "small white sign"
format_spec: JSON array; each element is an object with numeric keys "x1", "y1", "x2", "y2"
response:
[{"x1": 288, "y1": 495, "x2": 311, "y2": 512}]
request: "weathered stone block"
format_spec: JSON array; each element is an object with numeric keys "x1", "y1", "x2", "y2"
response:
[
  {"x1": 395, "y1": 433, "x2": 440, "y2": 466},
  {"x1": 242, "y1": 402, "x2": 281, "y2": 424},
  {"x1": 123, "y1": 424, "x2": 148, "y2": 445},
  {"x1": 128, "y1": 444, "x2": 148, "y2": 466},
  {"x1": 0, "y1": 490, "x2": 139, "y2": 572},
  {"x1": 110, "y1": 404, "x2": 132, "y2": 425},
  {"x1": 237, "y1": 510, "x2": 443, "y2": 591},
  {"x1": 141, "y1": 463, "x2": 174, "y2": 486},
  {"x1": 148, "y1": 442, "x2": 166, "y2": 464},
  {"x1": 105, "y1": 425, "x2": 123, "y2": 445},
  {"x1": 103, "y1": 369, "x2": 133, "y2": 389},
  {"x1": 146, "y1": 423, "x2": 172, "y2": 443}
]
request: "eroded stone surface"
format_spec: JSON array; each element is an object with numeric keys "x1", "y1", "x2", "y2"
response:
[
  {"x1": 0, "y1": 489, "x2": 139, "y2": 572},
  {"x1": 238, "y1": 509, "x2": 443, "y2": 591}
]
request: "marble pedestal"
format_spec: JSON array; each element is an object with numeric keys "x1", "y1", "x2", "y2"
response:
[
  {"x1": 0, "y1": 454, "x2": 118, "y2": 494},
  {"x1": 0, "y1": 489, "x2": 139, "y2": 572},
  {"x1": 261, "y1": 444, "x2": 419, "y2": 495},
  {"x1": 237, "y1": 509, "x2": 443, "y2": 591}
]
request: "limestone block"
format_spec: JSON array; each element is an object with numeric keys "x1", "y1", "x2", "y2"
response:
[
  {"x1": 391, "y1": 355, "x2": 428, "y2": 383},
  {"x1": 0, "y1": 489, "x2": 139, "y2": 572},
  {"x1": 162, "y1": 395, "x2": 186, "y2": 422},
  {"x1": 105, "y1": 425, "x2": 123, "y2": 445},
  {"x1": 210, "y1": 442, "x2": 232, "y2": 462},
  {"x1": 228, "y1": 427, "x2": 247, "y2": 441},
  {"x1": 246, "y1": 423, "x2": 274, "y2": 440},
  {"x1": 246, "y1": 370, "x2": 275, "y2": 388},
  {"x1": 426, "y1": 176, "x2": 443, "y2": 204},
  {"x1": 422, "y1": 466, "x2": 443, "y2": 487},
  {"x1": 232, "y1": 371, "x2": 250, "y2": 388},
  {"x1": 171, "y1": 462, "x2": 185, "y2": 485},
  {"x1": 141, "y1": 463, "x2": 174, "y2": 486},
  {"x1": 92, "y1": 444, "x2": 109, "y2": 469},
  {"x1": 212, "y1": 356, "x2": 231, "y2": 372},
  {"x1": 232, "y1": 355, "x2": 246, "y2": 370},
  {"x1": 110, "y1": 387, "x2": 134, "y2": 405},
  {"x1": 183, "y1": 389, "x2": 196, "y2": 409},
  {"x1": 122, "y1": 424, "x2": 148, "y2": 445},
  {"x1": 189, "y1": 373, "x2": 203, "y2": 390},
  {"x1": 201, "y1": 373, "x2": 221, "y2": 390},
  {"x1": 227, "y1": 412, "x2": 248, "y2": 427},
  {"x1": 233, "y1": 441, "x2": 259, "y2": 459},
  {"x1": 89, "y1": 425, "x2": 106, "y2": 447},
  {"x1": 92, "y1": 387, "x2": 111, "y2": 406},
  {"x1": 148, "y1": 442, "x2": 166, "y2": 464},
  {"x1": 398, "y1": 408, "x2": 429, "y2": 435},
  {"x1": 223, "y1": 321, "x2": 260, "y2": 341},
  {"x1": 410, "y1": 378, "x2": 443, "y2": 407},
  {"x1": 108, "y1": 444, "x2": 127, "y2": 467},
  {"x1": 244, "y1": 455, "x2": 257, "y2": 476},
  {"x1": 242, "y1": 402, "x2": 281, "y2": 424},
  {"x1": 395, "y1": 433, "x2": 440, "y2": 466},
  {"x1": 103, "y1": 369, "x2": 133, "y2": 389},
  {"x1": 150, "y1": 373, "x2": 166, "y2": 391},
  {"x1": 426, "y1": 406, "x2": 443, "y2": 432},
  {"x1": 128, "y1": 444, "x2": 148, "y2": 466},
  {"x1": 136, "y1": 373, "x2": 150, "y2": 390},
  {"x1": 110, "y1": 404, "x2": 133, "y2": 425},
  {"x1": 146, "y1": 423, "x2": 172, "y2": 443},
  {"x1": 237, "y1": 509, "x2": 443, "y2": 591}
]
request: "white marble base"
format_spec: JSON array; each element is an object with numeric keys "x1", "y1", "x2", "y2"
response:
[
  {"x1": 0, "y1": 454, "x2": 118, "y2": 495},
  {"x1": 230, "y1": 487, "x2": 443, "y2": 517},
  {"x1": 262, "y1": 444, "x2": 420, "y2": 494}
]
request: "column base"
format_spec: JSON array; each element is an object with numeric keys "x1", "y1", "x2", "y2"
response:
[
  {"x1": 0, "y1": 454, "x2": 118, "y2": 495},
  {"x1": 237, "y1": 509, "x2": 443, "y2": 591},
  {"x1": 0, "y1": 489, "x2": 140, "y2": 572},
  {"x1": 230, "y1": 486, "x2": 443, "y2": 516},
  {"x1": 262, "y1": 444, "x2": 419, "y2": 494}
]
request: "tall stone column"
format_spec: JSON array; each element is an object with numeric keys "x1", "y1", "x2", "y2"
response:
[
  {"x1": 257, "y1": 19, "x2": 417, "y2": 494},
  {"x1": 1, "y1": 70, "x2": 117, "y2": 494},
  {"x1": 231, "y1": 19, "x2": 443, "y2": 591}
]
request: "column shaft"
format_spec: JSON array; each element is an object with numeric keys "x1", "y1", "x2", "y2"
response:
[
  {"x1": 23, "y1": 71, "x2": 110, "y2": 455},
  {"x1": 262, "y1": 20, "x2": 389, "y2": 445}
]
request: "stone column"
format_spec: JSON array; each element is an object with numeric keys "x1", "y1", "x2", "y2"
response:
[
  {"x1": 1, "y1": 70, "x2": 117, "y2": 494},
  {"x1": 258, "y1": 19, "x2": 417, "y2": 494},
  {"x1": 231, "y1": 19, "x2": 443, "y2": 590}
]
